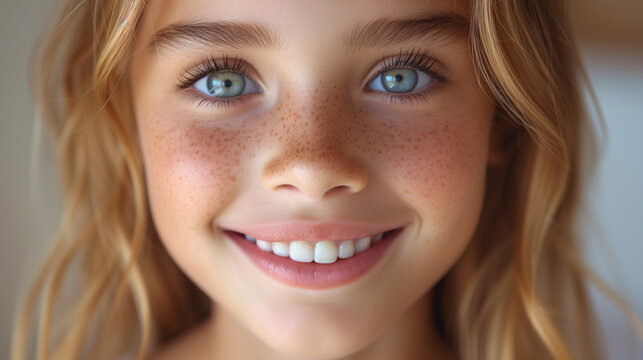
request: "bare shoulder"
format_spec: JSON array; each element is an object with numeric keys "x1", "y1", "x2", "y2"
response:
[{"x1": 147, "y1": 320, "x2": 212, "y2": 360}]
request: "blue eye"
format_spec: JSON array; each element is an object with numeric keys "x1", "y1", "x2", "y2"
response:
[
  {"x1": 193, "y1": 71, "x2": 261, "y2": 98},
  {"x1": 368, "y1": 68, "x2": 433, "y2": 93}
]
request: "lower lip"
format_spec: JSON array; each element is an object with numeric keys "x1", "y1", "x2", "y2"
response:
[{"x1": 225, "y1": 227, "x2": 404, "y2": 289}]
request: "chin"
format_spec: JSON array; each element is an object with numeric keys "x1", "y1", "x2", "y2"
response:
[
  {"x1": 254, "y1": 315, "x2": 383, "y2": 360},
  {"x1": 269, "y1": 336, "x2": 372, "y2": 360}
]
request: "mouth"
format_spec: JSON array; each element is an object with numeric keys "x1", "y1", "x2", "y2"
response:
[
  {"x1": 223, "y1": 226, "x2": 405, "y2": 289},
  {"x1": 234, "y1": 229, "x2": 397, "y2": 264}
]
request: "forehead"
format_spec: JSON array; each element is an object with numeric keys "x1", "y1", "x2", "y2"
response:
[{"x1": 136, "y1": 0, "x2": 468, "y2": 49}]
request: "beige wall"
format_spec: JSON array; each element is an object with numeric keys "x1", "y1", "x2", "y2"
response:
[
  {"x1": 1, "y1": 0, "x2": 59, "y2": 356},
  {"x1": 1, "y1": 0, "x2": 641, "y2": 357}
]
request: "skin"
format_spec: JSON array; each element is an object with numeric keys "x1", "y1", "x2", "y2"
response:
[{"x1": 129, "y1": 0, "x2": 502, "y2": 359}]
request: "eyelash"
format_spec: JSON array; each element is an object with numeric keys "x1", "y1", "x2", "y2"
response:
[
  {"x1": 176, "y1": 55, "x2": 255, "y2": 110},
  {"x1": 367, "y1": 48, "x2": 448, "y2": 105},
  {"x1": 176, "y1": 49, "x2": 448, "y2": 109}
]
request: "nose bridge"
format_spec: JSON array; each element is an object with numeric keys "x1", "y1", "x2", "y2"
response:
[{"x1": 260, "y1": 92, "x2": 368, "y2": 200}]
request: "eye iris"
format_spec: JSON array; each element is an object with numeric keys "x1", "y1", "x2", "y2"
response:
[
  {"x1": 206, "y1": 72, "x2": 245, "y2": 97},
  {"x1": 381, "y1": 68, "x2": 418, "y2": 93}
]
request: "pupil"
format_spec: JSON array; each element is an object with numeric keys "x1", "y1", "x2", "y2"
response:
[
  {"x1": 224, "y1": 79, "x2": 232, "y2": 87},
  {"x1": 395, "y1": 74, "x2": 403, "y2": 82}
]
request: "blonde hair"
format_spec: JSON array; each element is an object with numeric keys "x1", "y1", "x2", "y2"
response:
[{"x1": 11, "y1": 0, "x2": 642, "y2": 359}]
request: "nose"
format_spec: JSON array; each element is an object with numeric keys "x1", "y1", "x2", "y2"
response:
[
  {"x1": 260, "y1": 110, "x2": 368, "y2": 201},
  {"x1": 262, "y1": 154, "x2": 368, "y2": 200}
]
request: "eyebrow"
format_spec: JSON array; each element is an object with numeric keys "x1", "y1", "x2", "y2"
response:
[
  {"x1": 148, "y1": 13, "x2": 469, "y2": 55},
  {"x1": 149, "y1": 21, "x2": 279, "y2": 53},
  {"x1": 343, "y1": 13, "x2": 469, "y2": 51}
]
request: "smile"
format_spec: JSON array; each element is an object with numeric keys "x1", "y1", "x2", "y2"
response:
[
  {"x1": 222, "y1": 222, "x2": 406, "y2": 289},
  {"x1": 243, "y1": 230, "x2": 392, "y2": 264}
]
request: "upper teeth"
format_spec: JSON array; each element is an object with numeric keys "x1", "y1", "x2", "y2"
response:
[{"x1": 245, "y1": 232, "x2": 385, "y2": 264}]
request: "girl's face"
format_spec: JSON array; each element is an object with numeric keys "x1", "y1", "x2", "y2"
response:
[{"x1": 131, "y1": 0, "x2": 496, "y2": 358}]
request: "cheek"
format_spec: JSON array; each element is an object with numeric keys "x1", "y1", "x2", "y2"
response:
[
  {"x1": 361, "y1": 110, "x2": 488, "y2": 203},
  {"x1": 354, "y1": 110, "x2": 491, "y2": 295},
  {"x1": 136, "y1": 107, "x2": 254, "y2": 233},
  {"x1": 357, "y1": 109, "x2": 491, "y2": 249}
]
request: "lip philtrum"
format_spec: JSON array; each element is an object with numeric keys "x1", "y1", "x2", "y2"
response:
[{"x1": 241, "y1": 231, "x2": 388, "y2": 264}]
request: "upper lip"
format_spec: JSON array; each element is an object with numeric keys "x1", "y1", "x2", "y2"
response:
[{"x1": 221, "y1": 220, "x2": 404, "y2": 242}]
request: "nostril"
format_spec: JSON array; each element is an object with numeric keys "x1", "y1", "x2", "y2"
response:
[
  {"x1": 325, "y1": 185, "x2": 352, "y2": 197},
  {"x1": 274, "y1": 184, "x2": 299, "y2": 193},
  {"x1": 272, "y1": 184, "x2": 354, "y2": 199}
]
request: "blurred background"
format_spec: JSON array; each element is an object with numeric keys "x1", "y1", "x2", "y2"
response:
[{"x1": 1, "y1": 0, "x2": 642, "y2": 357}]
